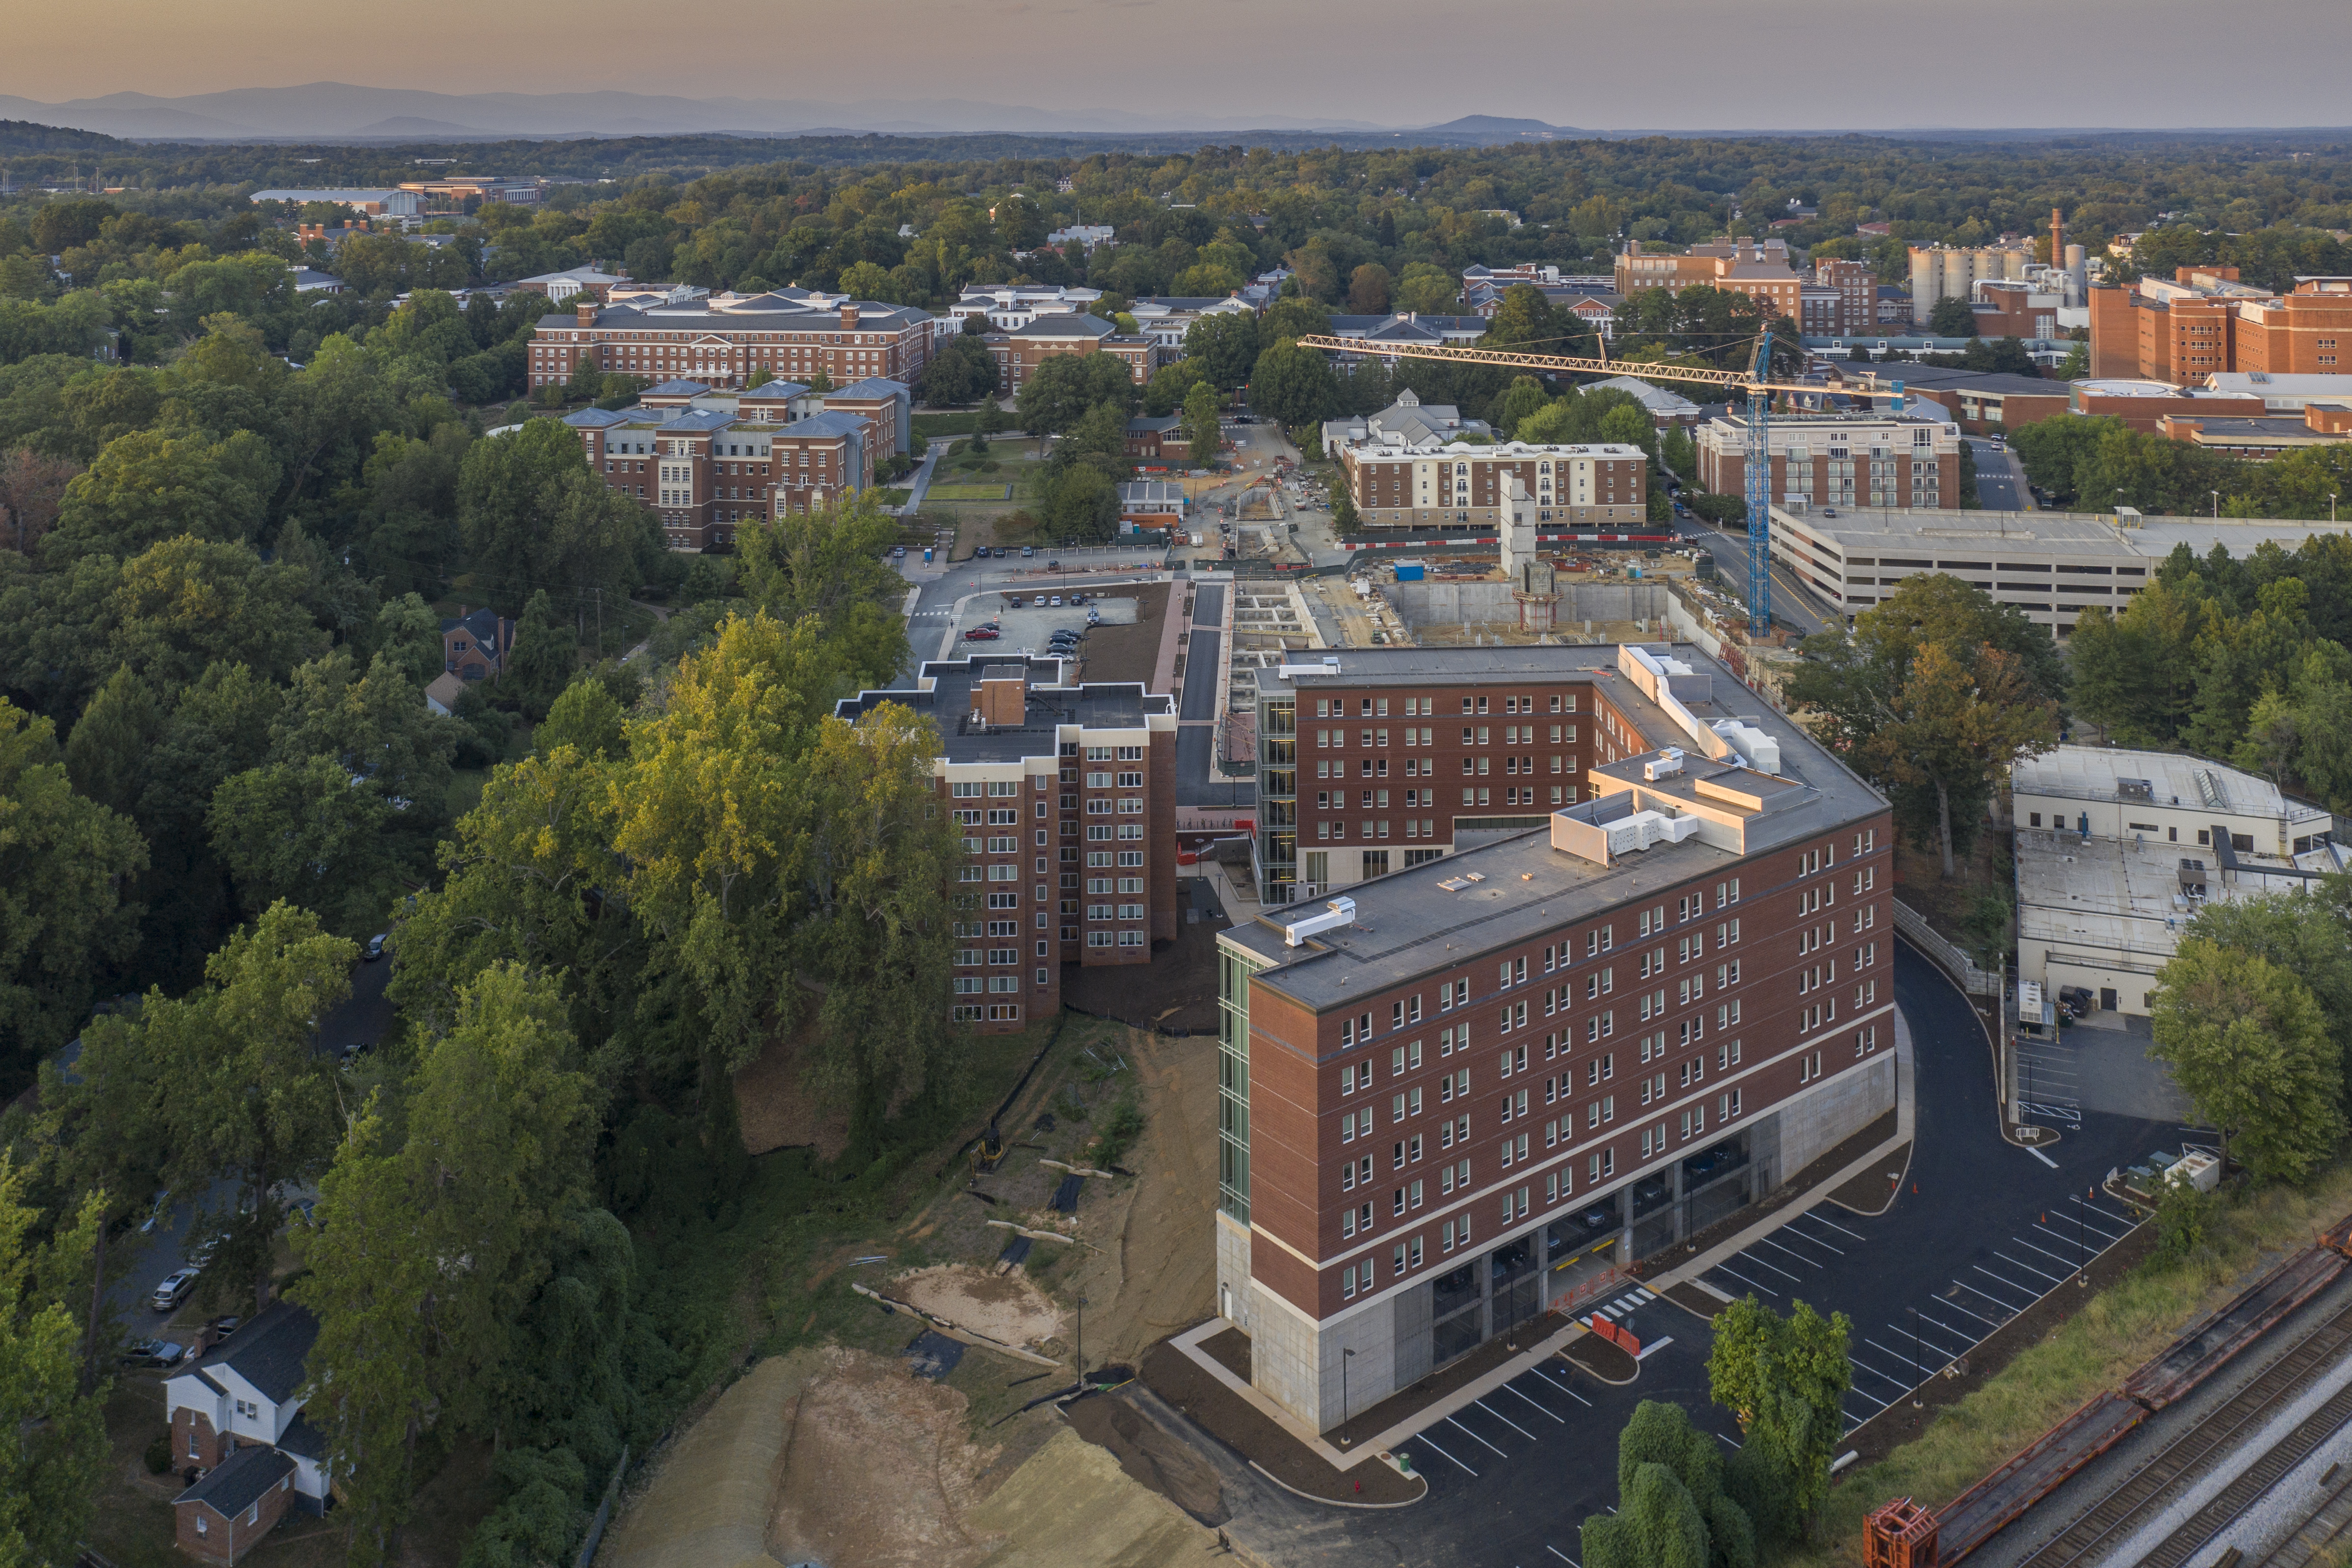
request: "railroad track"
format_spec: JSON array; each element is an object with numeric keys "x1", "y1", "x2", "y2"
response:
[
  {"x1": 2014, "y1": 1302, "x2": 2352, "y2": 1568},
  {"x1": 2251, "y1": 1459, "x2": 2352, "y2": 1568}
]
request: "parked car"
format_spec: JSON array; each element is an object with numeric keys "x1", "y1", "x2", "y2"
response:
[
  {"x1": 1032, "y1": 595, "x2": 1047, "y2": 607},
  {"x1": 120, "y1": 1338, "x2": 186, "y2": 1368},
  {"x1": 1021, "y1": 545, "x2": 1035, "y2": 558},
  {"x1": 206, "y1": 1315, "x2": 241, "y2": 1340},
  {"x1": 1045, "y1": 560, "x2": 1061, "y2": 572},
  {"x1": 890, "y1": 545, "x2": 906, "y2": 558},
  {"x1": 963, "y1": 626, "x2": 1001, "y2": 641},
  {"x1": 1049, "y1": 635, "x2": 1081, "y2": 649},
  {"x1": 363, "y1": 932, "x2": 388, "y2": 962},
  {"x1": 1049, "y1": 595, "x2": 1062, "y2": 607},
  {"x1": 151, "y1": 1268, "x2": 199, "y2": 1312}
]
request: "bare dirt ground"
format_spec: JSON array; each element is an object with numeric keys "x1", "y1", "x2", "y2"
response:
[
  {"x1": 896, "y1": 1264, "x2": 1066, "y2": 1351},
  {"x1": 766, "y1": 1347, "x2": 1002, "y2": 1568},
  {"x1": 732, "y1": 1017, "x2": 851, "y2": 1159},
  {"x1": 1028, "y1": 1027, "x2": 1221, "y2": 1368}
]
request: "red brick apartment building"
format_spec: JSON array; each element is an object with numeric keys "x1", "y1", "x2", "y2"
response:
[
  {"x1": 835, "y1": 656, "x2": 1179, "y2": 1033},
  {"x1": 2089, "y1": 272, "x2": 2352, "y2": 384},
  {"x1": 566, "y1": 403, "x2": 876, "y2": 550},
  {"x1": 1695, "y1": 412, "x2": 1961, "y2": 510},
  {"x1": 1814, "y1": 257, "x2": 1878, "y2": 336},
  {"x1": 528, "y1": 292, "x2": 935, "y2": 392},
  {"x1": 982, "y1": 312, "x2": 1161, "y2": 390},
  {"x1": 1614, "y1": 239, "x2": 1803, "y2": 321},
  {"x1": 1334, "y1": 432, "x2": 1651, "y2": 531},
  {"x1": 1221, "y1": 642, "x2": 1893, "y2": 1430}
]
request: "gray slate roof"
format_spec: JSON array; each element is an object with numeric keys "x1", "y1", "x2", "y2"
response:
[
  {"x1": 1006, "y1": 313, "x2": 1115, "y2": 339},
  {"x1": 175, "y1": 1444, "x2": 294, "y2": 1517}
]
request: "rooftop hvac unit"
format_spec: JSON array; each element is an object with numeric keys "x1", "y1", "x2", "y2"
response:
[
  {"x1": 1711, "y1": 720, "x2": 1782, "y2": 774},
  {"x1": 1643, "y1": 748, "x2": 1686, "y2": 781},
  {"x1": 1281, "y1": 896, "x2": 1357, "y2": 947},
  {"x1": 1604, "y1": 810, "x2": 1701, "y2": 856}
]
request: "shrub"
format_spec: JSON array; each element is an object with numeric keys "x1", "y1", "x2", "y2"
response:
[{"x1": 146, "y1": 1433, "x2": 174, "y2": 1474}]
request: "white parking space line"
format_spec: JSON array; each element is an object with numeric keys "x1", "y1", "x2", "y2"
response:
[
  {"x1": 1847, "y1": 1355, "x2": 1916, "y2": 1390},
  {"x1": 2012, "y1": 1236, "x2": 2085, "y2": 1270},
  {"x1": 1531, "y1": 1364, "x2": 1592, "y2": 1405},
  {"x1": 1709, "y1": 1261, "x2": 1781, "y2": 1297},
  {"x1": 1447, "y1": 1414, "x2": 1511, "y2": 1458},
  {"x1": 1969, "y1": 1265, "x2": 2040, "y2": 1301},
  {"x1": 1847, "y1": 1383, "x2": 1892, "y2": 1410},
  {"x1": 1547, "y1": 1546, "x2": 1577, "y2": 1565},
  {"x1": 1479, "y1": 1399, "x2": 1539, "y2": 1442},
  {"x1": 2034, "y1": 1223, "x2": 2105, "y2": 1257},
  {"x1": 1955, "y1": 1276, "x2": 2028, "y2": 1314},
  {"x1": 1933, "y1": 1292, "x2": 2003, "y2": 1329},
  {"x1": 1734, "y1": 1249, "x2": 1806, "y2": 1282},
  {"x1": 1995, "y1": 1249, "x2": 2070, "y2": 1285},
  {"x1": 2066, "y1": 1196, "x2": 2133, "y2": 1238},
  {"x1": 1866, "y1": 1337, "x2": 1939, "y2": 1376},
  {"x1": 1806, "y1": 1211, "x2": 1870, "y2": 1243},
  {"x1": 1417, "y1": 1433, "x2": 1478, "y2": 1476},
  {"x1": 1716, "y1": 1431, "x2": 1743, "y2": 1449},
  {"x1": 1756, "y1": 1234, "x2": 1828, "y2": 1266},
  {"x1": 1635, "y1": 1337, "x2": 1675, "y2": 1361},
  {"x1": 1783, "y1": 1223, "x2": 1848, "y2": 1256},
  {"x1": 1504, "y1": 1381, "x2": 1567, "y2": 1423},
  {"x1": 1916, "y1": 1312, "x2": 1980, "y2": 1348}
]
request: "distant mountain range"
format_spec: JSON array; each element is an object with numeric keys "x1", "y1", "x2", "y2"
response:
[{"x1": 0, "y1": 83, "x2": 1593, "y2": 144}]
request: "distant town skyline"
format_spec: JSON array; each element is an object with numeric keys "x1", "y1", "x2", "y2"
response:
[{"x1": 7, "y1": 0, "x2": 2352, "y2": 134}]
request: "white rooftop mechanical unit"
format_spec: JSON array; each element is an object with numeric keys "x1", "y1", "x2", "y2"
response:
[
  {"x1": 1643, "y1": 747, "x2": 1687, "y2": 781},
  {"x1": 1604, "y1": 810, "x2": 1701, "y2": 856},
  {"x1": 1281, "y1": 896, "x2": 1357, "y2": 947}
]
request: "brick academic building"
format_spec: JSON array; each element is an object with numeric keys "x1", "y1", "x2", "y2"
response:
[
  {"x1": 2089, "y1": 272, "x2": 2352, "y2": 384},
  {"x1": 836, "y1": 657, "x2": 1180, "y2": 1032},
  {"x1": 528, "y1": 291, "x2": 937, "y2": 392},
  {"x1": 1218, "y1": 643, "x2": 1894, "y2": 1431}
]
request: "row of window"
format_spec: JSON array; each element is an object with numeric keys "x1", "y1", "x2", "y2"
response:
[{"x1": 1314, "y1": 693, "x2": 1578, "y2": 718}]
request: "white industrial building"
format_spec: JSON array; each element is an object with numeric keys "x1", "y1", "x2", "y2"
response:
[{"x1": 2010, "y1": 745, "x2": 2337, "y2": 1020}]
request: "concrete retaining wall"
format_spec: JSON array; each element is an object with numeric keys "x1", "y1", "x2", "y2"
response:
[{"x1": 1382, "y1": 580, "x2": 1670, "y2": 627}]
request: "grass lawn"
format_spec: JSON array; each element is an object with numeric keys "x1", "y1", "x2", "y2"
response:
[
  {"x1": 1805, "y1": 1162, "x2": 2352, "y2": 1563},
  {"x1": 929, "y1": 483, "x2": 1013, "y2": 501},
  {"x1": 872, "y1": 487, "x2": 912, "y2": 507}
]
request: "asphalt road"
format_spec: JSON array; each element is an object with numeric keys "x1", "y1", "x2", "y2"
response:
[
  {"x1": 1193, "y1": 944, "x2": 2177, "y2": 1568},
  {"x1": 1682, "y1": 515, "x2": 1837, "y2": 638},
  {"x1": 1969, "y1": 438, "x2": 2030, "y2": 512},
  {"x1": 103, "y1": 953, "x2": 398, "y2": 1327}
]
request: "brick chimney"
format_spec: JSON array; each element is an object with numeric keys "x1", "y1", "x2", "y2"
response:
[
  {"x1": 840, "y1": 302, "x2": 859, "y2": 331},
  {"x1": 976, "y1": 664, "x2": 1027, "y2": 727},
  {"x1": 576, "y1": 301, "x2": 596, "y2": 326}
]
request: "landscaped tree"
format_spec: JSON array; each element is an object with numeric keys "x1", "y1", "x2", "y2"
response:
[
  {"x1": 1394, "y1": 262, "x2": 1459, "y2": 316},
  {"x1": 1183, "y1": 311, "x2": 1262, "y2": 391},
  {"x1": 2150, "y1": 937, "x2": 2344, "y2": 1182},
  {"x1": 1347, "y1": 263, "x2": 1393, "y2": 315},
  {"x1": 1927, "y1": 295, "x2": 1980, "y2": 337},
  {"x1": 154, "y1": 903, "x2": 357, "y2": 1314},
  {"x1": 920, "y1": 332, "x2": 998, "y2": 406},
  {"x1": 1582, "y1": 1400, "x2": 1757, "y2": 1568},
  {"x1": 2183, "y1": 885, "x2": 2352, "y2": 1104},
  {"x1": 1707, "y1": 1296, "x2": 1852, "y2": 1542},
  {"x1": 505, "y1": 589, "x2": 579, "y2": 718},
  {"x1": 35, "y1": 1007, "x2": 166, "y2": 1388},
  {"x1": 1184, "y1": 379, "x2": 1222, "y2": 468},
  {"x1": 1142, "y1": 357, "x2": 1209, "y2": 418},
  {"x1": 0, "y1": 446, "x2": 78, "y2": 554},
  {"x1": 1014, "y1": 352, "x2": 1136, "y2": 437},
  {"x1": 1248, "y1": 338, "x2": 1337, "y2": 431},
  {"x1": 43, "y1": 427, "x2": 276, "y2": 561},
  {"x1": 1788, "y1": 574, "x2": 2064, "y2": 876}
]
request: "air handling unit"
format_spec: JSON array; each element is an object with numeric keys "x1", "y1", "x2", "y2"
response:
[{"x1": 1281, "y1": 897, "x2": 1357, "y2": 947}]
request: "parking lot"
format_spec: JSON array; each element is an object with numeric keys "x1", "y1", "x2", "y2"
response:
[{"x1": 957, "y1": 591, "x2": 1138, "y2": 658}]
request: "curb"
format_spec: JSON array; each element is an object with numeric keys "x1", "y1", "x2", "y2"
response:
[{"x1": 1245, "y1": 1458, "x2": 1427, "y2": 1510}]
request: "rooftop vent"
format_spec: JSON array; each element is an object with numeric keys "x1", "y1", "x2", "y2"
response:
[
  {"x1": 1436, "y1": 872, "x2": 1488, "y2": 892},
  {"x1": 2117, "y1": 777, "x2": 2154, "y2": 803},
  {"x1": 1643, "y1": 747, "x2": 1686, "y2": 782},
  {"x1": 1280, "y1": 896, "x2": 1356, "y2": 947}
]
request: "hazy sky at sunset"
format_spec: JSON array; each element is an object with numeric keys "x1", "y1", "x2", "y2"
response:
[{"x1": 7, "y1": 0, "x2": 2351, "y2": 129}]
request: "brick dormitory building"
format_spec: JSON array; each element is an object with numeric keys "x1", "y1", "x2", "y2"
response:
[
  {"x1": 529, "y1": 290, "x2": 936, "y2": 392},
  {"x1": 563, "y1": 375, "x2": 912, "y2": 550},
  {"x1": 1217, "y1": 642, "x2": 1895, "y2": 1430},
  {"x1": 835, "y1": 656, "x2": 1180, "y2": 1031}
]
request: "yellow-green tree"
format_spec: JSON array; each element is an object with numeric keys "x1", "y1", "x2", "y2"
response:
[{"x1": 2150, "y1": 938, "x2": 2344, "y2": 1183}]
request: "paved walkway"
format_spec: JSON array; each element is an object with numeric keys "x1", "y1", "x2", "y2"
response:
[{"x1": 899, "y1": 447, "x2": 941, "y2": 511}]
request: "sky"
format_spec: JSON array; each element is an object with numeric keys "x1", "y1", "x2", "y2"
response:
[{"x1": 6, "y1": 0, "x2": 2352, "y2": 131}]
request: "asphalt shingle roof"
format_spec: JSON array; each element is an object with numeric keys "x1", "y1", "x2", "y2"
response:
[{"x1": 175, "y1": 1444, "x2": 294, "y2": 1517}]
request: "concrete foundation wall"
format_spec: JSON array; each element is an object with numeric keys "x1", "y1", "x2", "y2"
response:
[
  {"x1": 1383, "y1": 581, "x2": 1669, "y2": 627},
  {"x1": 1214, "y1": 1211, "x2": 1251, "y2": 1332},
  {"x1": 1772, "y1": 1047, "x2": 1896, "y2": 1181}
]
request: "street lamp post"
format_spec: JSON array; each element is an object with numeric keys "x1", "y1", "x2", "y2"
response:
[
  {"x1": 2332, "y1": 493, "x2": 2340, "y2": 524},
  {"x1": 2212, "y1": 490, "x2": 2221, "y2": 520},
  {"x1": 1341, "y1": 1347, "x2": 1355, "y2": 1443},
  {"x1": 1074, "y1": 1293, "x2": 1086, "y2": 1388}
]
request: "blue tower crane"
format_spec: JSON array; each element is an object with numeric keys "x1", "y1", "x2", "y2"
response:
[{"x1": 1743, "y1": 329, "x2": 1773, "y2": 638}]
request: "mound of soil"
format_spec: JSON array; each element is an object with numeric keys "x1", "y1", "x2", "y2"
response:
[
  {"x1": 733, "y1": 1020, "x2": 850, "y2": 1159},
  {"x1": 1060, "y1": 1393, "x2": 1228, "y2": 1526},
  {"x1": 898, "y1": 1265, "x2": 1066, "y2": 1351}
]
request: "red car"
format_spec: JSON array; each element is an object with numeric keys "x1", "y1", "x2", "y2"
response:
[{"x1": 964, "y1": 626, "x2": 1001, "y2": 640}]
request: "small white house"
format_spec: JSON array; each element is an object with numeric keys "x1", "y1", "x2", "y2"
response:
[{"x1": 163, "y1": 1302, "x2": 332, "y2": 1516}]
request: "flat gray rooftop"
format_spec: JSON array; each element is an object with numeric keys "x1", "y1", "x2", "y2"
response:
[
  {"x1": 1227, "y1": 641, "x2": 1887, "y2": 1011},
  {"x1": 1780, "y1": 506, "x2": 2352, "y2": 561},
  {"x1": 837, "y1": 655, "x2": 1171, "y2": 762}
]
